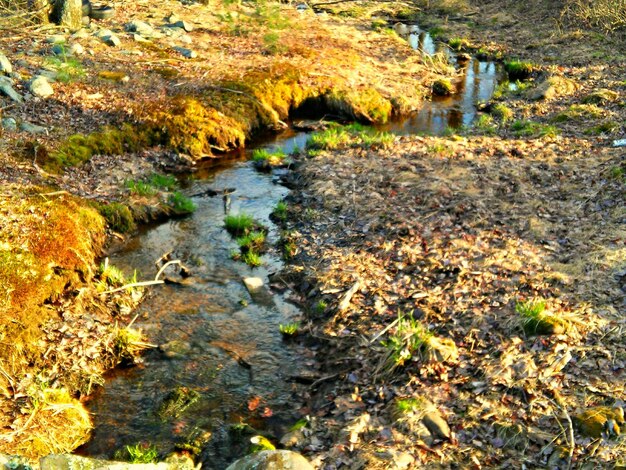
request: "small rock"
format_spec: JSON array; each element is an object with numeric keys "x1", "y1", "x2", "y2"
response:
[
  {"x1": 126, "y1": 20, "x2": 155, "y2": 37},
  {"x1": 20, "y1": 121, "x2": 47, "y2": 134},
  {"x1": 46, "y1": 34, "x2": 66, "y2": 44},
  {"x1": 71, "y1": 29, "x2": 90, "y2": 39},
  {"x1": 0, "y1": 77, "x2": 22, "y2": 103},
  {"x1": 225, "y1": 450, "x2": 314, "y2": 470},
  {"x1": 179, "y1": 34, "x2": 192, "y2": 44},
  {"x1": 0, "y1": 52, "x2": 12, "y2": 75},
  {"x1": 166, "y1": 13, "x2": 180, "y2": 23},
  {"x1": 132, "y1": 33, "x2": 149, "y2": 42},
  {"x1": 171, "y1": 20, "x2": 193, "y2": 32},
  {"x1": 422, "y1": 409, "x2": 451, "y2": 441},
  {"x1": 243, "y1": 277, "x2": 263, "y2": 293},
  {"x1": 29, "y1": 76, "x2": 54, "y2": 98},
  {"x1": 393, "y1": 22, "x2": 409, "y2": 35},
  {"x1": 173, "y1": 46, "x2": 197, "y2": 58},
  {"x1": 432, "y1": 79, "x2": 455, "y2": 96},
  {"x1": 69, "y1": 43, "x2": 85, "y2": 55},
  {"x1": 1, "y1": 117, "x2": 17, "y2": 131},
  {"x1": 51, "y1": 44, "x2": 66, "y2": 55},
  {"x1": 279, "y1": 429, "x2": 304, "y2": 448},
  {"x1": 103, "y1": 33, "x2": 121, "y2": 47}
]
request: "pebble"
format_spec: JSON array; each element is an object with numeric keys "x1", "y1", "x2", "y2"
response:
[
  {"x1": 0, "y1": 52, "x2": 12, "y2": 75},
  {"x1": 243, "y1": 277, "x2": 263, "y2": 293},
  {"x1": 171, "y1": 20, "x2": 193, "y2": 32},
  {"x1": 69, "y1": 43, "x2": 85, "y2": 55},
  {"x1": 103, "y1": 33, "x2": 121, "y2": 47},
  {"x1": 46, "y1": 34, "x2": 66, "y2": 44},
  {"x1": 126, "y1": 20, "x2": 155, "y2": 37},
  {"x1": 173, "y1": 46, "x2": 197, "y2": 59}
]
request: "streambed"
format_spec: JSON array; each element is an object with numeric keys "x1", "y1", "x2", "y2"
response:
[{"x1": 78, "y1": 27, "x2": 505, "y2": 468}]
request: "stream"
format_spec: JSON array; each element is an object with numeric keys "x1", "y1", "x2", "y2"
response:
[{"x1": 77, "y1": 26, "x2": 505, "y2": 467}]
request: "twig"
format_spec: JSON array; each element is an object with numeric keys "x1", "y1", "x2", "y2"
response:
[
  {"x1": 548, "y1": 398, "x2": 575, "y2": 470},
  {"x1": 369, "y1": 314, "x2": 404, "y2": 345},
  {"x1": 310, "y1": 372, "x2": 341, "y2": 390},
  {"x1": 101, "y1": 260, "x2": 181, "y2": 294},
  {"x1": 338, "y1": 279, "x2": 361, "y2": 312}
]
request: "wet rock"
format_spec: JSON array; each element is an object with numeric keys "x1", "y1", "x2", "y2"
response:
[
  {"x1": 29, "y1": 75, "x2": 54, "y2": 98},
  {"x1": 20, "y1": 121, "x2": 47, "y2": 134},
  {"x1": 159, "y1": 339, "x2": 192, "y2": 359},
  {"x1": 173, "y1": 46, "x2": 197, "y2": 59},
  {"x1": 0, "y1": 52, "x2": 12, "y2": 75},
  {"x1": 243, "y1": 277, "x2": 263, "y2": 293},
  {"x1": 573, "y1": 406, "x2": 625, "y2": 438},
  {"x1": 40, "y1": 454, "x2": 196, "y2": 469},
  {"x1": 0, "y1": 76, "x2": 22, "y2": 103},
  {"x1": 393, "y1": 22, "x2": 409, "y2": 36},
  {"x1": 432, "y1": 79, "x2": 454, "y2": 96},
  {"x1": 225, "y1": 450, "x2": 314, "y2": 470},
  {"x1": 1, "y1": 117, "x2": 17, "y2": 131}
]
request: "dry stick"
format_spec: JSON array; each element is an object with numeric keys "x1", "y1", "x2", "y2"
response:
[
  {"x1": 548, "y1": 398, "x2": 575, "y2": 470},
  {"x1": 101, "y1": 260, "x2": 182, "y2": 295}
]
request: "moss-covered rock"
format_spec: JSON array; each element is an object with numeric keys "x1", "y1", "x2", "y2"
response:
[
  {"x1": 432, "y1": 79, "x2": 454, "y2": 96},
  {"x1": 574, "y1": 406, "x2": 625, "y2": 438},
  {"x1": 582, "y1": 88, "x2": 620, "y2": 105}
]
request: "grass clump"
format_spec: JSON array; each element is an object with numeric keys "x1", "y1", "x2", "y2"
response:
[
  {"x1": 314, "y1": 300, "x2": 327, "y2": 315},
  {"x1": 241, "y1": 250, "x2": 263, "y2": 267},
  {"x1": 504, "y1": 60, "x2": 535, "y2": 80},
  {"x1": 149, "y1": 173, "x2": 178, "y2": 190},
  {"x1": 126, "y1": 179, "x2": 158, "y2": 197},
  {"x1": 448, "y1": 37, "x2": 470, "y2": 51},
  {"x1": 473, "y1": 114, "x2": 497, "y2": 135},
  {"x1": 279, "y1": 230, "x2": 298, "y2": 260},
  {"x1": 95, "y1": 202, "x2": 136, "y2": 233},
  {"x1": 224, "y1": 213, "x2": 255, "y2": 236},
  {"x1": 382, "y1": 311, "x2": 433, "y2": 367},
  {"x1": 251, "y1": 148, "x2": 286, "y2": 170},
  {"x1": 118, "y1": 443, "x2": 158, "y2": 464},
  {"x1": 44, "y1": 54, "x2": 85, "y2": 83},
  {"x1": 511, "y1": 120, "x2": 559, "y2": 138},
  {"x1": 492, "y1": 80, "x2": 532, "y2": 100},
  {"x1": 271, "y1": 201, "x2": 288, "y2": 222},
  {"x1": 516, "y1": 299, "x2": 568, "y2": 336},
  {"x1": 237, "y1": 231, "x2": 266, "y2": 253},
  {"x1": 551, "y1": 104, "x2": 606, "y2": 123},
  {"x1": 167, "y1": 191, "x2": 196, "y2": 215},
  {"x1": 97, "y1": 262, "x2": 126, "y2": 289},
  {"x1": 112, "y1": 326, "x2": 151, "y2": 364},
  {"x1": 306, "y1": 127, "x2": 352, "y2": 151},
  {"x1": 585, "y1": 120, "x2": 620, "y2": 135},
  {"x1": 582, "y1": 88, "x2": 620, "y2": 104},
  {"x1": 491, "y1": 103, "x2": 514, "y2": 123},
  {"x1": 279, "y1": 322, "x2": 300, "y2": 337}
]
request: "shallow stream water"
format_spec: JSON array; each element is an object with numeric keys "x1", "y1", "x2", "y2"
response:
[{"x1": 78, "y1": 26, "x2": 504, "y2": 467}]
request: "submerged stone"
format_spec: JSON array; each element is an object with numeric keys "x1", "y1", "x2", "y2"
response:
[{"x1": 225, "y1": 450, "x2": 314, "y2": 470}]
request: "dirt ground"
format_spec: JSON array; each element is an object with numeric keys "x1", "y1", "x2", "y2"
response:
[
  {"x1": 277, "y1": 1, "x2": 626, "y2": 469},
  {"x1": 0, "y1": 0, "x2": 625, "y2": 466}
]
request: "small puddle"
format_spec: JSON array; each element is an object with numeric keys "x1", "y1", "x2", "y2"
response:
[
  {"x1": 78, "y1": 24, "x2": 504, "y2": 468},
  {"x1": 385, "y1": 24, "x2": 505, "y2": 135}
]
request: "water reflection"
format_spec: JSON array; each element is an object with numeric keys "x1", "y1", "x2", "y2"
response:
[{"x1": 386, "y1": 25, "x2": 504, "y2": 135}]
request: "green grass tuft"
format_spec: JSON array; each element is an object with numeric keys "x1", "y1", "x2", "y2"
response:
[
  {"x1": 504, "y1": 60, "x2": 535, "y2": 80},
  {"x1": 279, "y1": 322, "x2": 300, "y2": 336},
  {"x1": 167, "y1": 191, "x2": 196, "y2": 214},
  {"x1": 224, "y1": 213, "x2": 255, "y2": 236}
]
